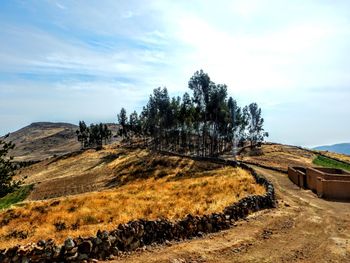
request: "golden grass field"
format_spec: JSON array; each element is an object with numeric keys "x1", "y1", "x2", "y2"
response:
[
  {"x1": 0, "y1": 146, "x2": 265, "y2": 248},
  {"x1": 238, "y1": 143, "x2": 316, "y2": 171}
]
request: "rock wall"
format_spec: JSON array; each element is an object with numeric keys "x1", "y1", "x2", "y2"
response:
[{"x1": 0, "y1": 160, "x2": 275, "y2": 263}]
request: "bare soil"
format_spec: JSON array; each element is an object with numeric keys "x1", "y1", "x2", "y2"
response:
[{"x1": 107, "y1": 166, "x2": 350, "y2": 263}]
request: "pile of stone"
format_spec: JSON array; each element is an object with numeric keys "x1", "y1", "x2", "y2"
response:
[{"x1": 0, "y1": 161, "x2": 275, "y2": 262}]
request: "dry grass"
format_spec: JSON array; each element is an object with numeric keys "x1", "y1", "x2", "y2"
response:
[
  {"x1": 238, "y1": 144, "x2": 316, "y2": 170},
  {"x1": 0, "y1": 163, "x2": 264, "y2": 248},
  {"x1": 17, "y1": 146, "x2": 232, "y2": 200}
]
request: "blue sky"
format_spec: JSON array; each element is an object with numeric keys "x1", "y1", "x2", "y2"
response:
[{"x1": 0, "y1": 0, "x2": 349, "y2": 147}]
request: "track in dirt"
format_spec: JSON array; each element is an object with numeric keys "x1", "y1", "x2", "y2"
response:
[{"x1": 106, "y1": 166, "x2": 350, "y2": 263}]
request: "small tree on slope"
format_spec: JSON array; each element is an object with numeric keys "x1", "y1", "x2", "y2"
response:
[{"x1": 0, "y1": 135, "x2": 20, "y2": 197}]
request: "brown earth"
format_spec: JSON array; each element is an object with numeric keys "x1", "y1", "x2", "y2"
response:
[
  {"x1": 106, "y1": 165, "x2": 350, "y2": 263},
  {"x1": 3, "y1": 122, "x2": 80, "y2": 161},
  {"x1": 236, "y1": 144, "x2": 316, "y2": 171}
]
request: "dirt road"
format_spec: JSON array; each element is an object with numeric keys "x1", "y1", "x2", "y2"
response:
[{"x1": 107, "y1": 166, "x2": 350, "y2": 263}]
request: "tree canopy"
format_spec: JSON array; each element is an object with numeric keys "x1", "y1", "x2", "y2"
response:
[
  {"x1": 76, "y1": 121, "x2": 112, "y2": 149},
  {"x1": 118, "y1": 70, "x2": 268, "y2": 156}
]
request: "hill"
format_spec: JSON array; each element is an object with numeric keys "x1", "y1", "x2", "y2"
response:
[
  {"x1": 1, "y1": 142, "x2": 350, "y2": 262},
  {"x1": 3, "y1": 122, "x2": 120, "y2": 161},
  {"x1": 1, "y1": 145, "x2": 265, "y2": 248},
  {"x1": 3, "y1": 122, "x2": 80, "y2": 161},
  {"x1": 313, "y1": 143, "x2": 350, "y2": 155},
  {"x1": 236, "y1": 143, "x2": 316, "y2": 171}
]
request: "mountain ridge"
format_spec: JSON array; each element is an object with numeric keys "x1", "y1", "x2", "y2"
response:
[{"x1": 313, "y1": 142, "x2": 350, "y2": 155}]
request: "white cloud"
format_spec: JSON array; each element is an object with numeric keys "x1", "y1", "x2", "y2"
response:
[{"x1": 1, "y1": 0, "x2": 350, "y2": 145}]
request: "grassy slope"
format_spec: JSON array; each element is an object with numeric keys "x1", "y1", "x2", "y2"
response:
[
  {"x1": 238, "y1": 144, "x2": 316, "y2": 171},
  {"x1": 0, "y1": 147, "x2": 265, "y2": 248},
  {"x1": 0, "y1": 184, "x2": 33, "y2": 210},
  {"x1": 313, "y1": 155, "x2": 350, "y2": 171},
  {"x1": 316, "y1": 151, "x2": 350, "y2": 164}
]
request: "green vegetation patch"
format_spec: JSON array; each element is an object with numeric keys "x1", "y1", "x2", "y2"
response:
[
  {"x1": 0, "y1": 184, "x2": 34, "y2": 210},
  {"x1": 313, "y1": 155, "x2": 350, "y2": 171}
]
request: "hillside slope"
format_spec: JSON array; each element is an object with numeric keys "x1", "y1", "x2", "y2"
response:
[
  {"x1": 4, "y1": 122, "x2": 80, "y2": 161},
  {"x1": 236, "y1": 143, "x2": 317, "y2": 171},
  {"x1": 3, "y1": 142, "x2": 350, "y2": 260},
  {"x1": 4, "y1": 122, "x2": 120, "y2": 161},
  {"x1": 2, "y1": 146, "x2": 265, "y2": 248}
]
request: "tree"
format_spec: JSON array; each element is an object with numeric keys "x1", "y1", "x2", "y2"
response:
[
  {"x1": 102, "y1": 124, "x2": 112, "y2": 144},
  {"x1": 0, "y1": 135, "x2": 20, "y2": 197},
  {"x1": 116, "y1": 69, "x2": 269, "y2": 156},
  {"x1": 188, "y1": 70, "x2": 213, "y2": 156},
  {"x1": 245, "y1": 103, "x2": 269, "y2": 148},
  {"x1": 228, "y1": 97, "x2": 242, "y2": 152},
  {"x1": 76, "y1": 121, "x2": 89, "y2": 148},
  {"x1": 76, "y1": 122, "x2": 112, "y2": 149},
  {"x1": 129, "y1": 111, "x2": 140, "y2": 136},
  {"x1": 117, "y1": 108, "x2": 128, "y2": 138}
]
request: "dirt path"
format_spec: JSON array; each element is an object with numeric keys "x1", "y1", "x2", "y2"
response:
[{"x1": 106, "y1": 166, "x2": 350, "y2": 263}]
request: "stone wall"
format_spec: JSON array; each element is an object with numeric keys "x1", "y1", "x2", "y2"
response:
[{"x1": 0, "y1": 160, "x2": 276, "y2": 263}]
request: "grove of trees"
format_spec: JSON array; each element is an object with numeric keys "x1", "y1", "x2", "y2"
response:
[
  {"x1": 118, "y1": 70, "x2": 268, "y2": 157},
  {"x1": 76, "y1": 121, "x2": 112, "y2": 149}
]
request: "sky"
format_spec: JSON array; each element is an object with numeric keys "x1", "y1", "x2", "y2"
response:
[{"x1": 0, "y1": 0, "x2": 349, "y2": 147}]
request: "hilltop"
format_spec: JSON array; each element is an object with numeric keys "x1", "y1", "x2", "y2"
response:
[
  {"x1": 3, "y1": 122, "x2": 80, "y2": 161},
  {"x1": 3, "y1": 122, "x2": 119, "y2": 162}
]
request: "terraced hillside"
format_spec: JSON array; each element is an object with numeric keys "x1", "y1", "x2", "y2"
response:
[{"x1": 1, "y1": 146, "x2": 265, "y2": 248}]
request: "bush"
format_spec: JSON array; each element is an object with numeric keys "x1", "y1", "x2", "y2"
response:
[{"x1": 0, "y1": 184, "x2": 33, "y2": 210}]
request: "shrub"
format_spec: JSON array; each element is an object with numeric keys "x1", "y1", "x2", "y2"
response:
[{"x1": 0, "y1": 135, "x2": 21, "y2": 197}]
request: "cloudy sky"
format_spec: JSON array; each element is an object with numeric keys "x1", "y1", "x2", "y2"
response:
[{"x1": 0, "y1": 0, "x2": 349, "y2": 147}]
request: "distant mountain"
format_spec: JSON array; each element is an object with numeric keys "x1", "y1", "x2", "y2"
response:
[
  {"x1": 313, "y1": 143, "x2": 350, "y2": 155},
  {"x1": 2, "y1": 122, "x2": 120, "y2": 162}
]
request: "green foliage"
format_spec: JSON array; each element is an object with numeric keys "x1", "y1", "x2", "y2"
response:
[
  {"x1": 313, "y1": 155, "x2": 350, "y2": 171},
  {"x1": 0, "y1": 184, "x2": 33, "y2": 210},
  {"x1": 0, "y1": 135, "x2": 21, "y2": 197},
  {"x1": 76, "y1": 121, "x2": 112, "y2": 149},
  {"x1": 244, "y1": 103, "x2": 269, "y2": 148},
  {"x1": 118, "y1": 69, "x2": 269, "y2": 156},
  {"x1": 117, "y1": 107, "x2": 128, "y2": 138}
]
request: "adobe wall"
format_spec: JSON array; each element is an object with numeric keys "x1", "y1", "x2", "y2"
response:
[
  {"x1": 288, "y1": 167, "x2": 306, "y2": 187},
  {"x1": 305, "y1": 168, "x2": 321, "y2": 191},
  {"x1": 317, "y1": 179, "x2": 350, "y2": 200},
  {"x1": 288, "y1": 166, "x2": 350, "y2": 201},
  {"x1": 313, "y1": 167, "x2": 350, "y2": 175}
]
